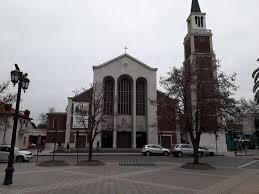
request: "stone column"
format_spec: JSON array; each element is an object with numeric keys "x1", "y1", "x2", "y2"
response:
[
  {"x1": 132, "y1": 79, "x2": 136, "y2": 148},
  {"x1": 113, "y1": 78, "x2": 117, "y2": 148},
  {"x1": 65, "y1": 98, "x2": 72, "y2": 146}
]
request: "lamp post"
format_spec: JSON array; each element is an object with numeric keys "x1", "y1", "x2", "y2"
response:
[
  {"x1": 252, "y1": 59, "x2": 259, "y2": 103},
  {"x1": 3, "y1": 64, "x2": 30, "y2": 185}
]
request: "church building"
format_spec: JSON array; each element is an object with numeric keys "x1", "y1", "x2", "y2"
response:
[
  {"x1": 46, "y1": 53, "x2": 179, "y2": 150},
  {"x1": 45, "y1": 0, "x2": 228, "y2": 153}
]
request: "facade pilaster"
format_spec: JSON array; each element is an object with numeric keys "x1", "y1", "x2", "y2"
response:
[
  {"x1": 113, "y1": 78, "x2": 117, "y2": 148},
  {"x1": 132, "y1": 79, "x2": 136, "y2": 148}
]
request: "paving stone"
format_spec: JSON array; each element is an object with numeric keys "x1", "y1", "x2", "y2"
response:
[
  {"x1": 125, "y1": 167, "x2": 228, "y2": 190},
  {"x1": 0, "y1": 161, "x2": 258, "y2": 194}
]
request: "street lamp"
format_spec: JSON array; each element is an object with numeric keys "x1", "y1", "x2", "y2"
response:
[
  {"x1": 252, "y1": 59, "x2": 259, "y2": 103},
  {"x1": 3, "y1": 64, "x2": 30, "y2": 185}
]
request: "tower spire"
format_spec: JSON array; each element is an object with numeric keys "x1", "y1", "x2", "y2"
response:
[{"x1": 191, "y1": 0, "x2": 201, "y2": 13}]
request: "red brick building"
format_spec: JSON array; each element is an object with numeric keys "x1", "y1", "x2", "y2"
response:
[
  {"x1": 46, "y1": 112, "x2": 66, "y2": 144},
  {"x1": 157, "y1": 91, "x2": 179, "y2": 148}
]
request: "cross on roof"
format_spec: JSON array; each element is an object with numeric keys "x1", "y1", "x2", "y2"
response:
[{"x1": 124, "y1": 46, "x2": 128, "y2": 54}]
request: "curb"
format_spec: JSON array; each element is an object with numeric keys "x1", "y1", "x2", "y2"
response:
[
  {"x1": 235, "y1": 154, "x2": 254, "y2": 156},
  {"x1": 33, "y1": 153, "x2": 143, "y2": 157}
]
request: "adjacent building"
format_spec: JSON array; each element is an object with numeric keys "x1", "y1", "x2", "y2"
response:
[
  {"x1": 226, "y1": 114, "x2": 259, "y2": 149},
  {"x1": 0, "y1": 104, "x2": 34, "y2": 149}
]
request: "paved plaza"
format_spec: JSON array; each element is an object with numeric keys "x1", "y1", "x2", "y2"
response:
[{"x1": 0, "y1": 156, "x2": 259, "y2": 194}]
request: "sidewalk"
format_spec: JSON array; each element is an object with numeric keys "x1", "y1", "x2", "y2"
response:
[{"x1": 225, "y1": 150, "x2": 259, "y2": 160}]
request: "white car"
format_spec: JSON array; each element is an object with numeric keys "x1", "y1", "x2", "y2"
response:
[
  {"x1": 141, "y1": 144, "x2": 170, "y2": 156},
  {"x1": 199, "y1": 146, "x2": 215, "y2": 156},
  {"x1": 0, "y1": 144, "x2": 33, "y2": 162},
  {"x1": 171, "y1": 144, "x2": 204, "y2": 157}
]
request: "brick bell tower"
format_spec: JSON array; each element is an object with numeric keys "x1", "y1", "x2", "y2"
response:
[{"x1": 183, "y1": 0, "x2": 218, "y2": 133}]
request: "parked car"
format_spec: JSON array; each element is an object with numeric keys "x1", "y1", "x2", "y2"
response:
[
  {"x1": 171, "y1": 144, "x2": 204, "y2": 157},
  {"x1": 0, "y1": 144, "x2": 33, "y2": 162},
  {"x1": 141, "y1": 144, "x2": 170, "y2": 156},
  {"x1": 199, "y1": 146, "x2": 215, "y2": 156}
]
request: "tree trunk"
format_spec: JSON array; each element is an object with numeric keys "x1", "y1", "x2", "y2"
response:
[
  {"x1": 190, "y1": 131, "x2": 201, "y2": 164},
  {"x1": 193, "y1": 140, "x2": 199, "y2": 164},
  {"x1": 88, "y1": 140, "x2": 93, "y2": 162}
]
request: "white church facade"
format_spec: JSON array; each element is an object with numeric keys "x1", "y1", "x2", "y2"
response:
[
  {"x1": 92, "y1": 54, "x2": 158, "y2": 148},
  {"x1": 63, "y1": 53, "x2": 159, "y2": 149}
]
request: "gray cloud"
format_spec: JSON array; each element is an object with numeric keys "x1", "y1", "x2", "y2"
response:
[{"x1": 0, "y1": 0, "x2": 258, "y2": 122}]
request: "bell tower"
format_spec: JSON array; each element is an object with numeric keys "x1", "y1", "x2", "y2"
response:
[
  {"x1": 187, "y1": 0, "x2": 207, "y2": 32},
  {"x1": 183, "y1": 0, "x2": 218, "y2": 132}
]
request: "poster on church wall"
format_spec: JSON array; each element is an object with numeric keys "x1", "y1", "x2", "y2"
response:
[{"x1": 72, "y1": 102, "x2": 89, "y2": 128}]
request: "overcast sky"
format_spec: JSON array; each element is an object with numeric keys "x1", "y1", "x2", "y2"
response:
[{"x1": 0, "y1": 0, "x2": 259, "y2": 123}]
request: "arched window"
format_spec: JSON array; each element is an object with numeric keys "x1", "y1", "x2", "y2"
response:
[
  {"x1": 197, "y1": 17, "x2": 201, "y2": 27},
  {"x1": 136, "y1": 78, "x2": 146, "y2": 115},
  {"x1": 201, "y1": 16, "x2": 204, "y2": 27},
  {"x1": 118, "y1": 76, "x2": 132, "y2": 115},
  {"x1": 103, "y1": 77, "x2": 114, "y2": 115},
  {"x1": 195, "y1": 16, "x2": 198, "y2": 25}
]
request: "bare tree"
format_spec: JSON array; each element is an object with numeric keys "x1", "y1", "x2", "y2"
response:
[
  {"x1": 37, "y1": 113, "x2": 48, "y2": 129},
  {"x1": 75, "y1": 82, "x2": 114, "y2": 161},
  {"x1": 236, "y1": 98, "x2": 259, "y2": 130},
  {"x1": 160, "y1": 64, "x2": 237, "y2": 123},
  {"x1": 0, "y1": 81, "x2": 16, "y2": 106},
  {"x1": 0, "y1": 81, "x2": 16, "y2": 145},
  {"x1": 160, "y1": 67, "x2": 184, "y2": 117},
  {"x1": 160, "y1": 62, "x2": 237, "y2": 164}
]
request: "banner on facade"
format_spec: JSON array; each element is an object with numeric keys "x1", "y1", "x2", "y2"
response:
[{"x1": 72, "y1": 102, "x2": 89, "y2": 128}]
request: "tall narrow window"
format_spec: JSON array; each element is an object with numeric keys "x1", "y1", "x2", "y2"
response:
[
  {"x1": 52, "y1": 119, "x2": 57, "y2": 129},
  {"x1": 104, "y1": 77, "x2": 114, "y2": 115},
  {"x1": 118, "y1": 76, "x2": 132, "y2": 115},
  {"x1": 201, "y1": 16, "x2": 204, "y2": 27},
  {"x1": 136, "y1": 78, "x2": 146, "y2": 115},
  {"x1": 197, "y1": 17, "x2": 201, "y2": 27}
]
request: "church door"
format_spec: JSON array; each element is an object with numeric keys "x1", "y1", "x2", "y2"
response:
[
  {"x1": 117, "y1": 132, "x2": 131, "y2": 148},
  {"x1": 76, "y1": 135, "x2": 86, "y2": 148},
  {"x1": 136, "y1": 132, "x2": 147, "y2": 148},
  {"x1": 161, "y1": 135, "x2": 171, "y2": 148},
  {"x1": 101, "y1": 131, "x2": 113, "y2": 148}
]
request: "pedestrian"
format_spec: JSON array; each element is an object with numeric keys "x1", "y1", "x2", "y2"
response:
[{"x1": 66, "y1": 143, "x2": 70, "y2": 153}]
